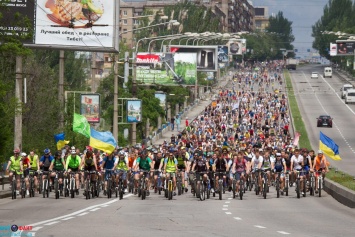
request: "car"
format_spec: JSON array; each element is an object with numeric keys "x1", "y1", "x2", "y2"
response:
[
  {"x1": 341, "y1": 84, "x2": 354, "y2": 99},
  {"x1": 311, "y1": 72, "x2": 319, "y2": 79},
  {"x1": 316, "y1": 115, "x2": 333, "y2": 128}
]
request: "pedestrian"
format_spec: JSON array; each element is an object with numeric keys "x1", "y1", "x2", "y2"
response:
[
  {"x1": 185, "y1": 117, "x2": 189, "y2": 127},
  {"x1": 175, "y1": 115, "x2": 181, "y2": 132},
  {"x1": 170, "y1": 116, "x2": 175, "y2": 131}
]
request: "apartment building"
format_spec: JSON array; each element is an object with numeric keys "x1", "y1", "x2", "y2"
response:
[{"x1": 254, "y1": 6, "x2": 269, "y2": 31}]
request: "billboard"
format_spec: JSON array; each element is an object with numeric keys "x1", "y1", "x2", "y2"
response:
[
  {"x1": 154, "y1": 92, "x2": 167, "y2": 110},
  {"x1": 329, "y1": 43, "x2": 337, "y2": 56},
  {"x1": 0, "y1": 0, "x2": 119, "y2": 52},
  {"x1": 80, "y1": 94, "x2": 100, "y2": 123},
  {"x1": 127, "y1": 100, "x2": 142, "y2": 123},
  {"x1": 218, "y1": 46, "x2": 228, "y2": 63},
  {"x1": 169, "y1": 45, "x2": 218, "y2": 71},
  {"x1": 136, "y1": 52, "x2": 197, "y2": 85},
  {"x1": 336, "y1": 41, "x2": 355, "y2": 55},
  {"x1": 228, "y1": 39, "x2": 246, "y2": 55},
  {"x1": 0, "y1": 1, "x2": 35, "y2": 43}
]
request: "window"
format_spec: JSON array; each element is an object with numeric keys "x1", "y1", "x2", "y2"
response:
[
  {"x1": 133, "y1": 19, "x2": 139, "y2": 25},
  {"x1": 123, "y1": 10, "x2": 127, "y2": 16},
  {"x1": 123, "y1": 19, "x2": 127, "y2": 25},
  {"x1": 123, "y1": 29, "x2": 127, "y2": 32}
]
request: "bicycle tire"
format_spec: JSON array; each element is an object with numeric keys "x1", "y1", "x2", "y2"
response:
[
  {"x1": 296, "y1": 179, "x2": 300, "y2": 199},
  {"x1": 107, "y1": 179, "x2": 112, "y2": 199},
  {"x1": 38, "y1": 175, "x2": 43, "y2": 194},
  {"x1": 318, "y1": 178, "x2": 322, "y2": 197},
  {"x1": 310, "y1": 176, "x2": 314, "y2": 196},
  {"x1": 207, "y1": 184, "x2": 210, "y2": 199},
  {"x1": 276, "y1": 179, "x2": 280, "y2": 198},
  {"x1": 263, "y1": 180, "x2": 267, "y2": 199},
  {"x1": 219, "y1": 180, "x2": 223, "y2": 200},
  {"x1": 239, "y1": 180, "x2": 243, "y2": 200},
  {"x1": 178, "y1": 183, "x2": 182, "y2": 196},
  {"x1": 70, "y1": 179, "x2": 75, "y2": 198},
  {"x1": 200, "y1": 182, "x2": 205, "y2": 201},
  {"x1": 54, "y1": 179, "x2": 59, "y2": 200},
  {"x1": 86, "y1": 181, "x2": 90, "y2": 200},
  {"x1": 232, "y1": 180, "x2": 236, "y2": 199},
  {"x1": 303, "y1": 180, "x2": 306, "y2": 197},
  {"x1": 43, "y1": 179, "x2": 47, "y2": 198}
]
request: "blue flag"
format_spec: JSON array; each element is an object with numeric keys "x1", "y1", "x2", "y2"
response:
[
  {"x1": 89, "y1": 128, "x2": 117, "y2": 153},
  {"x1": 319, "y1": 131, "x2": 341, "y2": 161},
  {"x1": 54, "y1": 133, "x2": 69, "y2": 150}
]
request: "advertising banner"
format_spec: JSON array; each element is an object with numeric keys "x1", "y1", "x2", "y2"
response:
[
  {"x1": 336, "y1": 41, "x2": 355, "y2": 56},
  {"x1": 80, "y1": 94, "x2": 100, "y2": 123},
  {"x1": 127, "y1": 100, "x2": 142, "y2": 123},
  {"x1": 154, "y1": 92, "x2": 167, "y2": 110},
  {"x1": 218, "y1": 46, "x2": 228, "y2": 63},
  {"x1": 228, "y1": 39, "x2": 246, "y2": 55},
  {"x1": 0, "y1": 1, "x2": 35, "y2": 43},
  {"x1": 136, "y1": 52, "x2": 197, "y2": 85},
  {"x1": 329, "y1": 43, "x2": 337, "y2": 56},
  {"x1": 169, "y1": 45, "x2": 218, "y2": 72}
]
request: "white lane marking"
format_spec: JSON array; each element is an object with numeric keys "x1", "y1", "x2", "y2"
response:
[
  {"x1": 223, "y1": 205, "x2": 228, "y2": 207},
  {"x1": 44, "y1": 221, "x2": 59, "y2": 226},
  {"x1": 77, "y1": 212, "x2": 89, "y2": 216},
  {"x1": 277, "y1": 231, "x2": 290, "y2": 235},
  {"x1": 100, "y1": 205, "x2": 109, "y2": 207},
  {"x1": 31, "y1": 227, "x2": 43, "y2": 231},
  {"x1": 61, "y1": 217, "x2": 75, "y2": 221},
  {"x1": 225, "y1": 212, "x2": 232, "y2": 215},
  {"x1": 222, "y1": 208, "x2": 228, "y2": 211},
  {"x1": 233, "y1": 217, "x2": 242, "y2": 220},
  {"x1": 228, "y1": 198, "x2": 232, "y2": 200},
  {"x1": 254, "y1": 225, "x2": 266, "y2": 229},
  {"x1": 27, "y1": 232, "x2": 36, "y2": 236},
  {"x1": 225, "y1": 201, "x2": 230, "y2": 204},
  {"x1": 90, "y1": 208, "x2": 101, "y2": 212},
  {"x1": 28, "y1": 193, "x2": 133, "y2": 226}
]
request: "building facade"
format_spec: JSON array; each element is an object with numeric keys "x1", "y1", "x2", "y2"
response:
[{"x1": 254, "y1": 6, "x2": 269, "y2": 31}]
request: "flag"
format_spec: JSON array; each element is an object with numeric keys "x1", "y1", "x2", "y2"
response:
[
  {"x1": 54, "y1": 133, "x2": 69, "y2": 150},
  {"x1": 89, "y1": 128, "x2": 117, "y2": 153},
  {"x1": 73, "y1": 113, "x2": 90, "y2": 138},
  {"x1": 293, "y1": 132, "x2": 300, "y2": 147},
  {"x1": 319, "y1": 131, "x2": 342, "y2": 161}
]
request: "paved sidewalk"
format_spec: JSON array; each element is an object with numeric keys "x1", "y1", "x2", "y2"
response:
[{"x1": 151, "y1": 73, "x2": 231, "y2": 146}]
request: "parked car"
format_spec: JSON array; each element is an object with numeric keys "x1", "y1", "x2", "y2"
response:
[
  {"x1": 341, "y1": 84, "x2": 354, "y2": 99},
  {"x1": 311, "y1": 72, "x2": 318, "y2": 79},
  {"x1": 316, "y1": 115, "x2": 333, "y2": 128}
]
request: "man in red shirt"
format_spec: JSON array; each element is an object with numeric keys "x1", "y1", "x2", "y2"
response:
[{"x1": 21, "y1": 152, "x2": 31, "y2": 196}]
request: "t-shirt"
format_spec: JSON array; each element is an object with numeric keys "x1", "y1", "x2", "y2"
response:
[
  {"x1": 53, "y1": 158, "x2": 65, "y2": 171},
  {"x1": 136, "y1": 157, "x2": 152, "y2": 171},
  {"x1": 10, "y1": 156, "x2": 22, "y2": 172},
  {"x1": 164, "y1": 158, "x2": 178, "y2": 173},
  {"x1": 22, "y1": 157, "x2": 30, "y2": 169},
  {"x1": 65, "y1": 155, "x2": 81, "y2": 169},
  {"x1": 252, "y1": 155, "x2": 263, "y2": 169},
  {"x1": 40, "y1": 155, "x2": 54, "y2": 168},
  {"x1": 29, "y1": 155, "x2": 39, "y2": 170},
  {"x1": 103, "y1": 156, "x2": 116, "y2": 170},
  {"x1": 291, "y1": 155, "x2": 303, "y2": 170}
]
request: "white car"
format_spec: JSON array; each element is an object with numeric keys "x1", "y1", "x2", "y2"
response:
[{"x1": 311, "y1": 72, "x2": 318, "y2": 79}]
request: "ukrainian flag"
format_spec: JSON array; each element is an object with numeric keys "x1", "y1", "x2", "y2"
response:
[
  {"x1": 89, "y1": 128, "x2": 117, "y2": 153},
  {"x1": 54, "y1": 133, "x2": 70, "y2": 150},
  {"x1": 319, "y1": 131, "x2": 342, "y2": 161}
]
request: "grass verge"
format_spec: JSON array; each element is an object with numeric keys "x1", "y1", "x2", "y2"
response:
[{"x1": 283, "y1": 70, "x2": 355, "y2": 192}]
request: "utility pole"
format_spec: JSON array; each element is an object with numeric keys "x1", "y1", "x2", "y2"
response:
[
  {"x1": 124, "y1": 52, "x2": 129, "y2": 88},
  {"x1": 113, "y1": 54, "x2": 118, "y2": 140},
  {"x1": 14, "y1": 56, "x2": 23, "y2": 150},
  {"x1": 59, "y1": 50, "x2": 65, "y2": 129},
  {"x1": 131, "y1": 52, "x2": 137, "y2": 145},
  {"x1": 91, "y1": 52, "x2": 97, "y2": 92}
]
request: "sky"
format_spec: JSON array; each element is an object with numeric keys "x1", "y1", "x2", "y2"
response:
[{"x1": 251, "y1": 0, "x2": 329, "y2": 58}]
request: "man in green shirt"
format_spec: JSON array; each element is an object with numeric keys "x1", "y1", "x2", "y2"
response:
[
  {"x1": 134, "y1": 151, "x2": 152, "y2": 195},
  {"x1": 49, "y1": 151, "x2": 65, "y2": 196},
  {"x1": 65, "y1": 147, "x2": 81, "y2": 195},
  {"x1": 113, "y1": 151, "x2": 129, "y2": 192},
  {"x1": 6, "y1": 149, "x2": 23, "y2": 195}
]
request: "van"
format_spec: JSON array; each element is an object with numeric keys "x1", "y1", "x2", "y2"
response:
[
  {"x1": 345, "y1": 89, "x2": 355, "y2": 104},
  {"x1": 341, "y1": 84, "x2": 353, "y2": 99},
  {"x1": 324, "y1": 67, "x2": 332, "y2": 78}
]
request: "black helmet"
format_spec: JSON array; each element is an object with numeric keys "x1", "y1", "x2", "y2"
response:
[{"x1": 55, "y1": 151, "x2": 61, "y2": 157}]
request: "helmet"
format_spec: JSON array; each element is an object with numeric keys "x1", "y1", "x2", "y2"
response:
[
  {"x1": 55, "y1": 151, "x2": 61, "y2": 157},
  {"x1": 21, "y1": 152, "x2": 27, "y2": 157},
  {"x1": 44, "y1": 148, "x2": 50, "y2": 155},
  {"x1": 13, "y1": 149, "x2": 20, "y2": 154},
  {"x1": 86, "y1": 146, "x2": 93, "y2": 152},
  {"x1": 318, "y1": 150, "x2": 323, "y2": 154},
  {"x1": 119, "y1": 151, "x2": 125, "y2": 156},
  {"x1": 71, "y1": 149, "x2": 76, "y2": 154}
]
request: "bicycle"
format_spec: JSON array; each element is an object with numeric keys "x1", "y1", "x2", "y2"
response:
[
  {"x1": 10, "y1": 172, "x2": 19, "y2": 199},
  {"x1": 38, "y1": 171, "x2": 43, "y2": 194},
  {"x1": 152, "y1": 169, "x2": 163, "y2": 195},
  {"x1": 274, "y1": 171, "x2": 282, "y2": 198},
  {"x1": 165, "y1": 172, "x2": 174, "y2": 200},
  {"x1": 214, "y1": 171, "x2": 226, "y2": 200},
  {"x1": 253, "y1": 169, "x2": 260, "y2": 195},
  {"x1": 128, "y1": 171, "x2": 135, "y2": 194},
  {"x1": 20, "y1": 173, "x2": 26, "y2": 198},
  {"x1": 261, "y1": 169, "x2": 270, "y2": 199},
  {"x1": 239, "y1": 174, "x2": 245, "y2": 200},
  {"x1": 41, "y1": 171, "x2": 50, "y2": 198},
  {"x1": 196, "y1": 171, "x2": 209, "y2": 201},
  {"x1": 105, "y1": 169, "x2": 115, "y2": 199},
  {"x1": 68, "y1": 171, "x2": 78, "y2": 199},
  {"x1": 63, "y1": 172, "x2": 70, "y2": 197},
  {"x1": 53, "y1": 170, "x2": 64, "y2": 199},
  {"x1": 138, "y1": 170, "x2": 149, "y2": 200},
  {"x1": 309, "y1": 171, "x2": 315, "y2": 196},
  {"x1": 284, "y1": 170, "x2": 289, "y2": 196},
  {"x1": 28, "y1": 170, "x2": 36, "y2": 198},
  {"x1": 176, "y1": 169, "x2": 184, "y2": 195},
  {"x1": 95, "y1": 171, "x2": 104, "y2": 197},
  {"x1": 84, "y1": 170, "x2": 97, "y2": 200},
  {"x1": 316, "y1": 170, "x2": 324, "y2": 197},
  {"x1": 116, "y1": 170, "x2": 126, "y2": 200},
  {"x1": 294, "y1": 169, "x2": 306, "y2": 199}
]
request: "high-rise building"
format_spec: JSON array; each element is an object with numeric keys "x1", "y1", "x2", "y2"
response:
[{"x1": 254, "y1": 6, "x2": 269, "y2": 31}]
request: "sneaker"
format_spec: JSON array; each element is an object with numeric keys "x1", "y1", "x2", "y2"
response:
[
  {"x1": 185, "y1": 188, "x2": 188, "y2": 192},
  {"x1": 146, "y1": 190, "x2": 150, "y2": 196},
  {"x1": 281, "y1": 191, "x2": 284, "y2": 196},
  {"x1": 211, "y1": 188, "x2": 215, "y2": 193},
  {"x1": 76, "y1": 189, "x2": 79, "y2": 195},
  {"x1": 301, "y1": 192, "x2": 305, "y2": 196},
  {"x1": 154, "y1": 187, "x2": 157, "y2": 193},
  {"x1": 26, "y1": 190, "x2": 29, "y2": 196},
  {"x1": 228, "y1": 186, "x2": 232, "y2": 192},
  {"x1": 16, "y1": 190, "x2": 20, "y2": 195},
  {"x1": 315, "y1": 190, "x2": 319, "y2": 194},
  {"x1": 173, "y1": 192, "x2": 176, "y2": 196},
  {"x1": 124, "y1": 188, "x2": 128, "y2": 193},
  {"x1": 103, "y1": 190, "x2": 107, "y2": 196}
]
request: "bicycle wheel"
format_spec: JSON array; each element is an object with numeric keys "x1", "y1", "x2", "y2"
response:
[
  {"x1": 303, "y1": 180, "x2": 306, "y2": 197},
  {"x1": 276, "y1": 179, "x2": 280, "y2": 198},
  {"x1": 296, "y1": 179, "x2": 300, "y2": 199},
  {"x1": 38, "y1": 175, "x2": 43, "y2": 194},
  {"x1": 177, "y1": 181, "x2": 182, "y2": 196},
  {"x1": 199, "y1": 182, "x2": 205, "y2": 201},
  {"x1": 12, "y1": 179, "x2": 16, "y2": 199},
  {"x1": 207, "y1": 183, "x2": 210, "y2": 199},
  {"x1": 86, "y1": 181, "x2": 90, "y2": 200},
  {"x1": 54, "y1": 179, "x2": 59, "y2": 199},
  {"x1": 239, "y1": 180, "x2": 243, "y2": 200},
  {"x1": 310, "y1": 176, "x2": 314, "y2": 196},
  {"x1": 219, "y1": 180, "x2": 223, "y2": 200},
  {"x1": 141, "y1": 178, "x2": 145, "y2": 200},
  {"x1": 43, "y1": 179, "x2": 47, "y2": 198},
  {"x1": 70, "y1": 179, "x2": 75, "y2": 198},
  {"x1": 232, "y1": 180, "x2": 236, "y2": 199},
  {"x1": 318, "y1": 178, "x2": 322, "y2": 197},
  {"x1": 263, "y1": 180, "x2": 267, "y2": 199},
  {"x1": 107, "y1": 179, "x2": 112, "y2": 199}
]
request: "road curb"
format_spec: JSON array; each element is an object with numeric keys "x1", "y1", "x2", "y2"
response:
[
  {"x1": 324, "y1": 178, "x2": 355, "y2": 208},
  {"x1": 0, "y1": 191, "x2": 11, "y2": 199}
]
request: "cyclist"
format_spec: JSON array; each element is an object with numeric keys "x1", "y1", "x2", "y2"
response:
[
  {"x1": 261, "y1": 150, "x2": 272, "y2": 187},
  {"x1": 213, "y1": 152, "x2": 228, "y2": 193},
  {"x1": 134, "y1": 150, "x2": 153, "y2": 196},
  {"x1": 231, "y1": 151, "x2": 248, "y2": 196},
  {"x1": 49, "y1": 151, "x2": 65, "y2": 196},
  {"x1": 191, "y1": 151, "x2": 209, "y2": 197},
  {"x1": 163, "y1": 151, "x2": 178, "y2": 196},
  {"x1": 176, "y1": 148, "x2": 188, "y2": 192},
  {"x1": 6, "y1": 149, "x2": 23, "y2": 195},
  {"x1": 28, "y1": 150, "x2": 40, "y2": 193},
  {"x1": 251, "y1": 148, "x2": 264, "y2": 191},
  {"x1": 152, "y1": 150, "x2": 164, "y2": 192},
  {"x1": 21, "y1": 152, "x2": 31, "y2": 196},
  {"x1": 39, "y1": 148, "x2": 54, "y2": 188},
  {"x1": 290, "y1": 149, "x2": 305, "y2": 195},
  {"x1": 271, "y1": 152, "x2": 287, "y2": 195},
  {"x1": 312, "y1": 150, "x2": 329, "y2": 193},
  {"x1": 101, "y1": 152, "x2": 116, "y2": 196},
  {"x1": 80, "y1": 146, "x2": 98, "y2": 192},
  {"x1": 65, "y1": 147, "x2": 81, "y2": 195},
  {"x1": 113, "y1": 150, "x2": 129, "y2": 193}
]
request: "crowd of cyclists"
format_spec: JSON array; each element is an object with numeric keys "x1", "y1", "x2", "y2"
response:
[{"x1": 5, "y1": 61, "x2": 329, "y2": 200}]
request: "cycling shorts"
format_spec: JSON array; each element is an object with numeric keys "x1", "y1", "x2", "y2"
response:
[{"x1": 116, "y1": 170, "x2": 127, "y2": 180}]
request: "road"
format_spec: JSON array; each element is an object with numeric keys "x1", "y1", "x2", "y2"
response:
[
  {"x1": 0, "y1": 66, "x2": 355, "y2": 237},
  {"x1": 289, "y1": 64, "x2": 355, "y2": 174}
]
